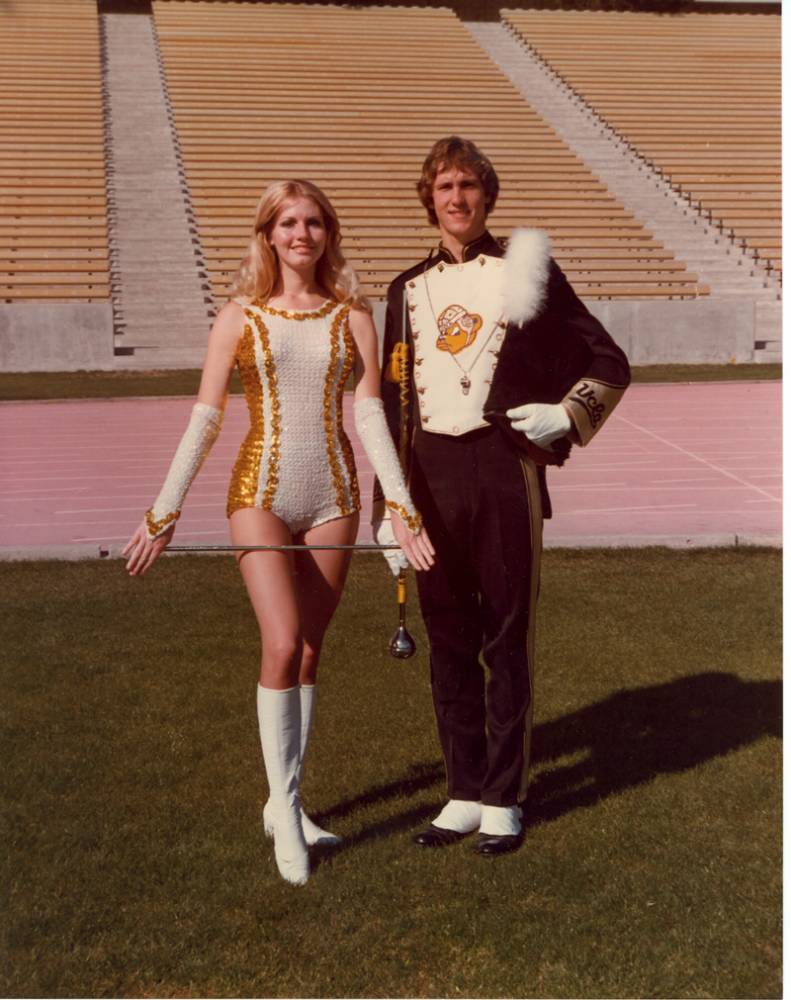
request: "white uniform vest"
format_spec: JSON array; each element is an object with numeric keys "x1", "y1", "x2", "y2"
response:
[{"x1": 405, "y1": 253, "x2": 507, "y2": 436}]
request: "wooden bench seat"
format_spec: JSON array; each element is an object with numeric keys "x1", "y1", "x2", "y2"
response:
[{"x1": 0, "y1": 286, "x2": 110, "y2": 301}]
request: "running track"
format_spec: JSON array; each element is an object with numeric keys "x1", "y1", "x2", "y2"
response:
[{"x1": 0, "y1": 381, "x2": 781, "y2": 558}]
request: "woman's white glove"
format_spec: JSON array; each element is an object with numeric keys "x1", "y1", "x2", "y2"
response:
[
  {"x1": 124, "y1": 401, "x2": 223, "y2": 576},
  {"x1": 372, "y1": 515, "x2": 409, "y2": 577},
  {"x1": 506, "y1": 402, "x2": 571, "y2": 450},
  {"x1": 145, "y1": 401, "x2": 223, "y2": 539},
  {"x1": 354, "y1": 396, "x2": 421, "y2": 533},
  {"x1": 355, "y1": 396, "x2": 435, "y2": 573}
]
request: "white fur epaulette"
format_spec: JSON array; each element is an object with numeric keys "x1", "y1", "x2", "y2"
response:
[{"x1": 502, "y1": 228, "x2": 551, "y2": 326}]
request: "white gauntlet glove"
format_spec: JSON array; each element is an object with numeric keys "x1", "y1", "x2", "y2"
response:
[
  {"x1": 354, "y1": 396, "x2": 421, "y2": 534},
  {"x1": 145, "y1": 402, "x2": 223, "y2": 539},
  {"x1": 506, "y1": 403, "x2": 571, "y2": 450}
]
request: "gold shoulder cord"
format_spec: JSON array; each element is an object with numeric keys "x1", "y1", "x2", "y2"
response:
[{"x1": 384, "y1": 289, "x2": 412, "y2": 465}]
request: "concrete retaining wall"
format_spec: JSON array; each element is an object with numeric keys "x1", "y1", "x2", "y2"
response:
[
  {"x1": 586, "y1": 299, "x2": 756, "y2": 364},
  {"x1": 0, "y1": 296, "x2": 757, "y2": 372},
  {"x1": 0, "y1": 303, "x2": 115, "y2": 372},
  {"x1": 372, "y1": 297, "x2": 756, "y2": 365}
]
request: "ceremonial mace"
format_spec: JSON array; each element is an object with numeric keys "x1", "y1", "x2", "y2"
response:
[{"x1": 388, "y1": 292, "x2": 417, "y2": 659}]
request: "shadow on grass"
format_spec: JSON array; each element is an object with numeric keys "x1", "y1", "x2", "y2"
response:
[
  {"x1": 318, "y1": 671, "x2": 780, "y2": 849},
  {"x1": 318, "y1": 759, "x2": 446, "y2": 822},
  {"x1": 526, "y1": 670, "x2": 780, "y2": 828},
  {"x1": 309, "y1": 763, "x2": 444, "y2": 866}
]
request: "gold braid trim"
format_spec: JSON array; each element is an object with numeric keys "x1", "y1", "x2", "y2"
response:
[
  {"x1": 397, "y1": 340, "x2": 411, "y2": 462},
  {"x1": 145, "y1": 508, "x2": 180, "y2": 537},
  {"x1": 251, "y1": 298, "x2": 337, "y2": 321},
  {"x1": 323, "y1": 307, "x2": 355, "y2": 515},
  {"x1": 227, "y1": 322, "x2": 265, "y2": 517},
  {"x1": 337, "y1": 308, "x2": 361, "y2": 513},
  {"x1": 385, "y1": 500, "x2": 422, "y2": 534},
  {"x1": 249, "y1": 312, "x2": 281, "y2": 509}
]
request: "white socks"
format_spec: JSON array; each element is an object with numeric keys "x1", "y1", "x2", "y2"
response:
[
  {"x1": 480, "y1": 804, "x2": 522, "y2": 837},
  {"x1": 434, "y1": 799, "x2": 483, "y2": 834},
  {"x1": 257, "y1": 685, "x2": 309, "y2": 886},
  {"x1": 434, "y1": 800, "x2": 523, "y2": 836}
]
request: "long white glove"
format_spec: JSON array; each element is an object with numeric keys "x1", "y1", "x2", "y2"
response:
[
  {"x1": 354, "y1": 396, "x2": 421, "y2": 534},
  {"x1": 372, "y1": 515, "x2": 409, "y2": 577},
  {"x1": 145, "y1": 402, "x2": 223, "y2": 539},
  {"x1": 506, "y1": 402, "x2": 571, "y2": 450}
]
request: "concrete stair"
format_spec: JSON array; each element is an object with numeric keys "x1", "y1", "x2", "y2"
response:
[
  {"x1": 466, "y1": 21, "x2": 781, "y2": 363},
  {"x1": 101, "y1": 12, "x2": 214, "y2": 369}
]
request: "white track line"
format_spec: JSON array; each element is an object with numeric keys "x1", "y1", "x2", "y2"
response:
[{"x1": 613, "y1": 413, "x2": 780, "y2": 503}]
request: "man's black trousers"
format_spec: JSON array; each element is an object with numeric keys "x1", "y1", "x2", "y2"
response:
[{"x1": 411, "y1": 424, "x2": 543, "y2": 807}]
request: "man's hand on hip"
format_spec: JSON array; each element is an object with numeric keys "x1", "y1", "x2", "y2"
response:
[{"x1": 506, "y1": 403, "x2": 571, "y2": 450}]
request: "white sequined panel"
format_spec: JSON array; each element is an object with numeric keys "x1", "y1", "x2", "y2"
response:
[{"x1": 227, "y1": 300, "x2": 359, "y2": 528}]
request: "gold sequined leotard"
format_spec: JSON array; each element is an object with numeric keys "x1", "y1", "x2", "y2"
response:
[{"x1": 226, "y1": 298, "x2": 360, "y2": 532}]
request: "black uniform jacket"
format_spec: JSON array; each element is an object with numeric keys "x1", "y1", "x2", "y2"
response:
[{"x1": 378, "y1": 230, "x2": 631, "y2": 519}]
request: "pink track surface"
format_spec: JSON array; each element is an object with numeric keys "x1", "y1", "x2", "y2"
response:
[{"x1": 0, "y1": 381, "x2": 781, "y2": 557}]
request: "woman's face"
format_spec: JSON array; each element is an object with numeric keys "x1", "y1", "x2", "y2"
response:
[{"x1": 268, "y1": 196, "x2": 328, "y2": 273}]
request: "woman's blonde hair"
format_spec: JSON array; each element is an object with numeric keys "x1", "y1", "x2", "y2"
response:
[{"x1": 230, "y1": 179, "x2": 368, "y2": 309}]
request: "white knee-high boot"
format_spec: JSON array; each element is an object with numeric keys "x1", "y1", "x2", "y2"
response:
[
  {"x1": 296, "y1": 684, "x2": 341, "y2": 846},
  {"x1": 257, "y1": 685, "x2": 309, "y2": 886},
  {"x1": 264, "y1": 684, "x2": 341, "y2": 846}
]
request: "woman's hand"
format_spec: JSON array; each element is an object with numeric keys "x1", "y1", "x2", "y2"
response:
[
  {"x1": 122, "y1": 521, "x2": 175, "y2": 577},
  {"x1": 391, "y1": 511, "x2": 435, "y2": 572}
]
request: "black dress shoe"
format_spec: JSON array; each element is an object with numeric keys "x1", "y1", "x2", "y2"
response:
[
  {"x1": 473, "y1": 832, "x2": 522, "y2": 856},
  {"x1": 413, "y1": 824, "x2": 468, "y2": 848}
]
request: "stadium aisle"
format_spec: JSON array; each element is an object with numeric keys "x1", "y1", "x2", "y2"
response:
[{"x1": 0, "y1": 381, "x2": 780, "y2": 558}]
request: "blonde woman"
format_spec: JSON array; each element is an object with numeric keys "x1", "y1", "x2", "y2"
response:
[{"x1": 123, "y1": 180, "x2": 434, "y2": 885}]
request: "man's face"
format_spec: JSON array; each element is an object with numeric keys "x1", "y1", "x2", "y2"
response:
[{"x1": 432, "y1": 165, "x2": 488, "y2": 248}]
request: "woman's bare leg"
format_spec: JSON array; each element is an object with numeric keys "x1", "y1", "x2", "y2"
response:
[
  {"x1": 294, "y1": 512, "x2": 359, "y2": 684},
  {"x1": 231, "y1": 508, "x2": 301, "y2": 689}
]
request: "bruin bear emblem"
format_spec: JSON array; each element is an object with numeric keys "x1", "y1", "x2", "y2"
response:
[{"x1": 435, "y1": 304, "x2": 482, "y2": 355}]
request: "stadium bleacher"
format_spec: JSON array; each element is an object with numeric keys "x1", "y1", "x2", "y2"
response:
[
  {"x1": 0, "y1": 0, "x2": 110, "y2": 303},
  {"x1": 0, "y1": 0, "x2": 781, "y2": 370},
  {"x1": 502, "y1": 8, "x2": 781, "y2": 278},
  {"x1": 151, "y1": 0, "x2": 706, "y2": 303}
]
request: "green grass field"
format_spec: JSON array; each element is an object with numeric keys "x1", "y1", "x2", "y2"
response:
[
  {"x1": 0, "y1": 363, "x2": 780, "y2": 401},
  {"x1": 1, "y1": 549, "x2": 781, "y2": 998}
]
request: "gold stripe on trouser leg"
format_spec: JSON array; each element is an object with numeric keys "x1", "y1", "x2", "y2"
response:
[{"x1": 519, "y1": 455, "x2": 544, "y2": 802}]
